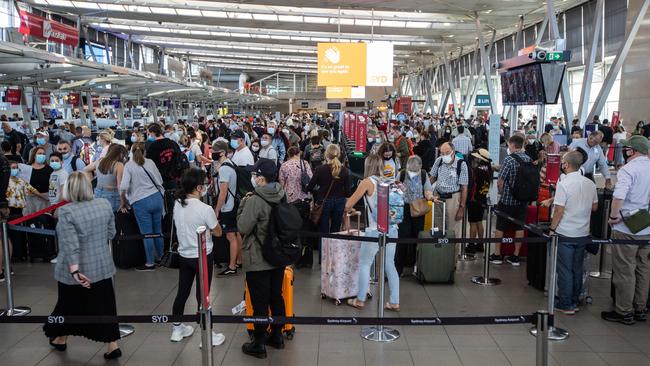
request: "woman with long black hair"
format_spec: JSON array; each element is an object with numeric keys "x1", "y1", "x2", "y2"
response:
[{"x1": 169, "y1": 167, "x2": 225, "y2": 346}]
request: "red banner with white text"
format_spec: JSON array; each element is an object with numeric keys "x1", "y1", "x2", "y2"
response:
[
  {"x1": 19, "y1": 10, "x2": 79, "y2": 47},
  {"x1": 6, "y1": 89, "x2": 22, "y2": 105}
]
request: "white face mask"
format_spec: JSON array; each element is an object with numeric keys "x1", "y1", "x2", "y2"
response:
[
  {"x1": 250, "y1": 176, "x2": 258, "y2": 188},
  {"x1": 407, "y1": 171, "x2": 419, "y2": 179},
  {"x1": 199, "y1": 186, "x2": 207, "y2": 197},
  {"x1": 506, "y1": 148, "x2": 511, "y2": 155},
  {"x1": 260, "y1": 140, "x2": 270, "y2": 147},
  {"x1": 367, "y1": 137, "x2": 373, "y2": 142},
  {"x1": 442, "y1": 154, "x2": 453, "y2": 164}
]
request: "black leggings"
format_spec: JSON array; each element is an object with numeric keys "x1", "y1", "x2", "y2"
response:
[
  {"x1": 172, "y1": 253, "x2": 214, "y2": 316},
  {"x1": 246, "y1": 267, "x2": 286, "y2": 340}
]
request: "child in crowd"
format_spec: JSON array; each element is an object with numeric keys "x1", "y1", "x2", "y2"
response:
[{"x1": 48, "y1": 152, "x2": 68, "y2": 205}]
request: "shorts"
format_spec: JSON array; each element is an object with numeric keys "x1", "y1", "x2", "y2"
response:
[
  {"x1": 467, "y1": 201, "x2": 486, "y2": 223},
  {"x1": 495, "y1": 203, "x2": 527, "y2": 232},
  {"x1": 220, "y1": 210, "x2": 239, "y2": 233}
]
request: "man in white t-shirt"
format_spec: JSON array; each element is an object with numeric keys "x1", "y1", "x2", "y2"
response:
[
  {"x1": 549, "y1": 151, "x2": 598, "y2": 315},
  {"x1": 230, "y1": 130, "x2": 254, "y2": 167}
]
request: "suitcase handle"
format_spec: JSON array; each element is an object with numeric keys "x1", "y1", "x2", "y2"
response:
[
  {"x1": 343, "y1": 211, "x2": 362, "y2": 235},
  {"x1": 431, "y1": 200, "x2": 446, "y2": 236}
]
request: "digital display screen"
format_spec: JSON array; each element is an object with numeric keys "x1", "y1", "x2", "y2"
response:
[{"x1": 500, "y1": 64, "x2": 546, "y2": 105}]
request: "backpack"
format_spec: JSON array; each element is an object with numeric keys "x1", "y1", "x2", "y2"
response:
[
  {"x1": 80, "y1": 142, "x2": 95, "y2": 165},
  {"x1": 254, "y1": 194, "x2": 302, "y2": 267},
  {"x1": 396, "y1": 136, "x2": 414, "y2": 157},
  {"x1": 173, "y1": 148, "x2": 191, "y2": 178},
  {"x1": 222, "y1": 161, "x2": 255, "y2": 203},
  {"x1": 510, "y1": 153, "x2": 540, "y2": 202},
  {"x1": 308, "y1": 145, "x2": 325, "y2": 167}
]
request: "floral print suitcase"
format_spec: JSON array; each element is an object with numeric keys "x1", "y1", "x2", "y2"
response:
[{"x1": 321, "y1": 214, "x2": 362, "y2": 305}]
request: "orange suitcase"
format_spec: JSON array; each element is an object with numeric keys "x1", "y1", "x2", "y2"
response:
[{"x1": 244, "y1": 266, "x2": 295, "y2": 339}]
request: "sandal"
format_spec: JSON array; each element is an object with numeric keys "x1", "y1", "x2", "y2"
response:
[
  {"x1": 346, "y1": 298, "x2": 365, "y2": 309},
  {"x1": 384, "y1": 303, "x2": 400, "y2": 312}
]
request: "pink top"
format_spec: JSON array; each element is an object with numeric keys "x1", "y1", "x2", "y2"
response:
[
  {"x1": 545, "y1": 141, "x2": 561, "y2": 154},
  {"x1": 279, "y1": 158, "x2": 313, "y2": 203}
]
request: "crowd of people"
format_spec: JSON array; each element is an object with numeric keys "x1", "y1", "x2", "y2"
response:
[{"x1": 0, "y1": 109, "x2": 648, "y2": 360}]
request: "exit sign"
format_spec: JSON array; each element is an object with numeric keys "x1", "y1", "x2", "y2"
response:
[{"x1": 545, "y1": 52, "x2": 563, "y2": 61}]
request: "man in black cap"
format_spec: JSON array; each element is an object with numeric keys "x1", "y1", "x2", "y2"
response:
[{"x1": 237, "y1": 159, "x2": 287, "y2": 359}]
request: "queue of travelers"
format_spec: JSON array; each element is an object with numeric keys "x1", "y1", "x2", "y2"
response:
[{"x1": 0, "y1": 109, "x2": 649, "y2": 362}]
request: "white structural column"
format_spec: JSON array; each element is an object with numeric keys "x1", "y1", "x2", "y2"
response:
[
  {"x1": 33, "y1": 86, "x2": 44, "y2": 124},
  {"x1": 442, "y1": 47, "x2": 459, "y2": 116},
  {"x1": 587, "y1": 0, "x2": 650, "y2": 123},
  {"x1": 535, "y1": 15, "x2": 549, "y2": 46},
  {"x1": 577, "y1": 0, "x2": 604, "y2": 126},
  {"x1": 547, "y1": 0, "x2": 574, "y2": 124},
  {"x1": 475, "y1": 14, "x2": 498, "y2": 115},
  {"x1": 510, "y1": 15, "x2": 525, "y2": 135},
  {"x1": 78, "y1": 92, "x2": 87, "y2": 126},
  {"x1": 424, "y1": 66, "x2": 440, "y2": 114},
  {"x1": 86, "y1": 91, "x2": 95, "y2": 121},
  {"x1": 466, "y1": 30, "x2": 496, "y2": 115}
]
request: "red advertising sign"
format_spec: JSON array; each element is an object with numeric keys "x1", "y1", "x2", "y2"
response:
[
  {"x1": 546, "y1": 154, "x2": 561, "y2": 184},
  {"x1": 376, "y1": 182, "x2": 389, "y2": 234},
  {"x1": 19, "y1": 10, "x2": 79, "y2": 47},
  {"x1": 68, "y1": 92, "x2": 80, "y2": 107},
  {"x1": 92, "y1": 96, "x2": 100, "y2": 108},
  {"x1": 350, "y1": 113, "x2": 357, "y2": 140},
  {"x1": 356, "y1": 114, "x2": 368, "y2": 152},
  {"x1": 343, "y1": 112, "x2": 350, "y2": 137},
  {"x1": 39, "y1": 91, "x2": 50, "y2": 105},
  {"x1": 6, "y1": 89, "x2": 22, "y2": 105},
  {"x1": 611, "y1": 111, "x2": 620, "y2": 129}
]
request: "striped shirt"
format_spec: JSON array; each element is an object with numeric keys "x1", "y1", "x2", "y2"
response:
[{"x1": 452, "y1": 134, "x2": 473, "y2": 156}]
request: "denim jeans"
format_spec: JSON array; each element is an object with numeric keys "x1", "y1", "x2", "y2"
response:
[
  {"x1": 556, "y1": 236, "x2": 588, "y2": 310},
  {"x1": 318, "y1": 197, "x2": 346, "y2": 234},
  {"x1": 356, "y1": 227, "x2": 399, "y2": 305},
  {"x1": 132, "y1": 192, "x2": 165, "y2": 265},
  {"x1": 95, "y1": 188, "x2": 120, "y2": 212}
]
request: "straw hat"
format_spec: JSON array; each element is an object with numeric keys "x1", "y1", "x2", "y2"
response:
[{"x1": 471, "y1": 148, "x2": 491, "y2": 163}]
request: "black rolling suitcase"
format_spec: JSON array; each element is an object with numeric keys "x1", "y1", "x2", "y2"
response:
[
  {"x1": 212, "y1": 234, "x2": 230, "y2": 267},
  {"x1": 526, "y1": 224, "x2": 549, "y2": 291},
  {"x1": 112, "y1": 210, "x2": 146, "y2": 269},
  {"x1": 292, "y1": 199, "x2": 316, "y2": 268},
  {"x1": 26, "y1": 215, "x2": 57, "y2": 261}
]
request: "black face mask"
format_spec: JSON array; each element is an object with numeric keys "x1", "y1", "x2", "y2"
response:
[
  {"x1": 211, "y1": 151, "x2": 224, "y2": 161},
  {"x1": 623, "y1": 148, "x2": 633, "y2": 163}
]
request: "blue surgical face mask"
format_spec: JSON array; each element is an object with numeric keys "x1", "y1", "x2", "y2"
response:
[
  {"x1": 50, "y1": 161, "x2": 62, "y2": 171},
  {"x1": 267, "y1": 127, "x2": 275, "y2": 135},
  {"x1": 147, "y1": 135, "x2": 155, "y2": 142},
  {"x1": 35, "y1": 154, "x2": 46, "y2": 164},
  {"x1": 131, "y1": 136, "x2": 137, "y2": 143},
  {"x1": 36, "y1": 137, "x2": 46, "y2": 145},
  {"x1": 10, "y1": 168, "x2": 19, "y2": 177},
  {"x1": 230, "y1": 139, "x2": 239, "y2": 149}
]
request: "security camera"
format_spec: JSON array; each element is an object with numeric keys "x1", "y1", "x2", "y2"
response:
[{"x1": 492, "y1": 62, "x2": 500, "y2": 69}]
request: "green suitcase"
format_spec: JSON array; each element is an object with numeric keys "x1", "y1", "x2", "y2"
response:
[{"x1": 415, "y1": 201, "x2": 456, "y2": 284}]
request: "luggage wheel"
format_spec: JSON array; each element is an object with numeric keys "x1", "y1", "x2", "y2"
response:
[
  {"x1": 585, "y1": 296, "x2": 593, "y2": 305},
  {"x1": 321, "y1": 293, "x2": 327, "y2": 299},
  {"x1": 285, "y1": 330, "x2": 295, "y2": 340},
  {"x1": 367, "y1": 292, "x2": 373, "y2": 299},
  {"x1": 334, "y1": 299, "x2": 342, "y2": 306}
]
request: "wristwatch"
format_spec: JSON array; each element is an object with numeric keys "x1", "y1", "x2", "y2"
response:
[{"x1": 70, "y1": 270, "x2": 80, "y2": 277}]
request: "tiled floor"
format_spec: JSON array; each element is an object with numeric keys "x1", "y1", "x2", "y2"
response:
[{"x1": 0, "y1": 248, "x2": 648, "y2": 366}]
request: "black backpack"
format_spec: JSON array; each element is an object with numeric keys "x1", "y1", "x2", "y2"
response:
[
  {"x1": 510, "y1": 154, "x2": 540, "y2": 202},
  {"x1": 254, "y1": 194, "x2": 303, "y2": 267},
  {"x1": 308, "y1": 145, "x2": 325, "y2": 167},
  {"x1": 221, "y1": 161, "x2": 255, "y2": 203}
]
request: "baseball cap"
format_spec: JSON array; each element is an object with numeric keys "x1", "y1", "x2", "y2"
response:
[
  {"x1": 247, "y1": 158, "x2": 277, "y2": 181},
  {"x1": 620, "y1": 135, "x2": 650, "y2": 154},
  {"x1": 231, "y1": 130, "x2": 245, "y2": 139}
]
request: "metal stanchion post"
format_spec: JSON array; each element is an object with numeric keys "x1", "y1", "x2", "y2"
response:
[
  {"x1": 471, "y1": 206, "x2": 501, "y2": 286},
  {"x1": 361, "y1": 231, "x2": 400, "y2": 342},
  {"x1": 196, "y1": 226, "x2": 213, "y2": 366},
  {"x1": 0, "y1": 221, "x2": 31, "y2": 316},
  {"x1": 535, "y1": 311, "x2": 549, "y2": 366},
  {"x1": 458, "y1": 207, "x2": 475, "y2": 261},
  {"x1": 530, "y1": 234, "x2": 568, "y2": 340},
  {"x1": 107, "y1": 240, "x2": 134, "y2": 338},
  {"x1": 590, "y1": 199, "x2": 611, "y2": 279}
]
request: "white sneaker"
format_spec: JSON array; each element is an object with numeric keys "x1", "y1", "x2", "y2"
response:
[
  {"x1": 170, "y1": 324, "x2": 194, "y2": 342},
  {"x1": 199, "y1": 332, "x2": 226, "y2": 348}
]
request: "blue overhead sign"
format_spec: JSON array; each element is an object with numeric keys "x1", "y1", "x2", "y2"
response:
[{"x1": 475, "y1": 95, "x2": 491, "y2": 107}]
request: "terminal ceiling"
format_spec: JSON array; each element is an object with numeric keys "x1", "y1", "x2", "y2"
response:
[{"x1": 23, "y1": 0, "x2": 589, "y2": 78}]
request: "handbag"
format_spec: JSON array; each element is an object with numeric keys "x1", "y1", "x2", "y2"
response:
[
  {"x1": 299, "y1": 159, "x2": 311, "y2": 193},
  {"x1": 621, "y1": 209, "x2": 650, "y2": 234},
  {"x1": 159, "y1": 220, "x2": 179, "y2": 269},
  {"x1": 310, "y1": 179, "x2": 335, "y2": 225},
  {"x1": 409, "y1": 198, "x2": 430, "y2": 217}
]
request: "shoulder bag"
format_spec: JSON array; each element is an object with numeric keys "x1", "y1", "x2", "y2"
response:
[{"x1": 310, "y1": 179, "x2": 335, "y2": 226}]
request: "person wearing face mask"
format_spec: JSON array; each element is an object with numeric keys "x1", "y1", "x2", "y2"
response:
[
  {"x1": 395, "y1": 156, "x2": 434, "y2": 276},
  {"x1": 48, "y1": 153, "x2": 68, "y2": 205},
  {"x1": 429, "y1": 142, "x2": 469, "y2": 239},
  {"x1": 237, "y1": 159, "x2": 288, "y2": 359},
  {"x1": 25, "y1": 131, "x2": 55, "y2": 163},
  {"x1": 413, "y1": 131, "x2": 435, "y2": 172},
  {"x1": 56, "y1": 140, "x2": 86, "y2": 174},
  {"x1": 230, "y1": 130, "x2": 255, "y2": 167},
  {"x1": 390, "y1": 125, "x2": 411, "y2": 169},
  {"x1": 451, "y1": 126, "x2": 473, "y2": 157},
  {"x1": 250, "y1": 139, "x2": 261, "y2": 162},
  {"x1": 266, "y1": 121, "x2": 287, "y2": 163},
  {"x1": 145, "y1": 124, "x2": 184, "y2": 191},
  {"x1": 546, "y1": 151, "x2": 598, "y2": 315},
  {"x1": 602, "y1": 136, "x2": 650, "y2": 325},
  {"x1": 1, "y1": 159, "x2": 48, "y2": 278},
  {"x1": 377, "y1": 142, "x2": 399, "y2": 181},
  {"x1": 258, "y1": 133, "x2": 278, "y2": 165},
  {"x1": 524, "y1": 131, "x2": 544, "y2": 167},
  {"x1": 169, "y1": 167, "x2": 226, "y2": 346},
  {"x1": 71, "y1": 126, "x2": 94, "y2": 163}
]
